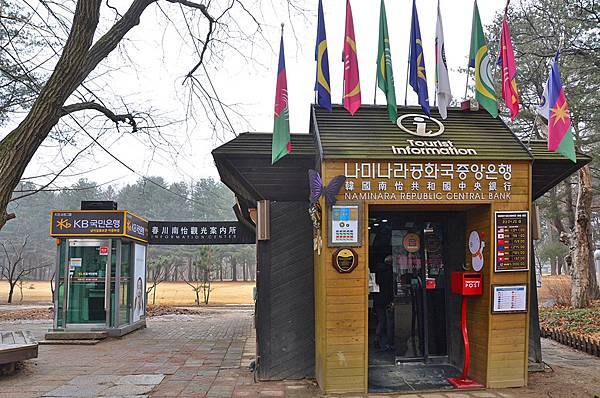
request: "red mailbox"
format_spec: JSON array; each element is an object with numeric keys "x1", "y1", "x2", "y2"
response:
[
  {"x1": 448, "y1": 271, "x2": 484, "y2": 390},
  {"x1": 451, "y1": 272, "x2": 483, "y2": 296}
]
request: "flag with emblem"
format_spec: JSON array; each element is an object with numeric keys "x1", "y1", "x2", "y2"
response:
[
  {"x1": 377, "y1": 0, "x2": 397, "y2": 123},
  {"x1": 315, "y1": 0, "x2": 332, "y2": 111},
  {"x1": 272, "y1": 30, "x2": 291, "y2": 165},
  {"x1": 546, "y1": 52, "x2": 576, "y2": 162},
  {"x1": 498, "y1": 9, "x2": 519, "y2": 120},
  {"x1": 343, "y1": 0, "x2": 361, "y2": 115},
  {"x1": 409, "y1": 0, "x2": 430, "y2": 116},
  {"x1": 435, "y1": 0, "x2": 451, "y2": 119},
  {"x1": 468, "y1": 0, "x2": 498, "y2": 117}
]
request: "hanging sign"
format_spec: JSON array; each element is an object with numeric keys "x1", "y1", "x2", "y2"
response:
[
  {"x1": 329, "y1": 202, "x2": 361, "y2": 247},
  {"x1": 403, "y1": 233, "x2": 421, "y2": 253},
  {"x1": 99, "y1": 246, "x2": 109, "y2": 256},
  {"x1": 494, "y1": 211, "x2": 529, "y2": 272},
  {"x1": 148, "y1": 221, "x2": 255, "y2": 245},
  {"x1": 492, "y1": 284, "x2": 527, "y2": 313}
]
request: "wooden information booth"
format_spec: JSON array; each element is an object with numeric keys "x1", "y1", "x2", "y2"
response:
[{"x1": 212, "y1": 104, "x2": 590, "y2": 394}]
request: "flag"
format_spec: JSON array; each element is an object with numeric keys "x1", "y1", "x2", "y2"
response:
[
  {"x1": 315, "y1": 0, "x2": 332, "y2": 112},
  {"x1": 468, "y1": 0, "x2": 498, "y2": 117},
  {"x1": 498, "y1": 16, "x2": 519, "y2": 120},
  {"x1": 547, "y1": 52, "x2": 576, "y2": 162},
  {"x1": 435, "y1": 0, "x2": 451, "y2": 119},
  {"x1": 537, "y1": 76, "x2": 549, "y2": 119},
  {"x1": 409, "y1": 0, "x2": 430, "y2": 116},
  {"x1": 376, "y1": 0, "x2": 397, "y2": 123},
  {"x1": 272, "y1": 32, "x2": 291, "y2": 165},
  {"x1": 343, "y1": 0, "x2": 361, "y2": 115}
]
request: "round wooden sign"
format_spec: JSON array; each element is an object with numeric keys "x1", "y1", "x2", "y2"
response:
[{"x1": 332, "y1": 248, "x2": 358, "y2": 273}]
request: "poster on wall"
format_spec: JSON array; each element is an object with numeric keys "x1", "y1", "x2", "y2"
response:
[
  {"x1": 494, "y1": 211, "x2": 529, "y2": 272},
  {"x1": 329, "y1": 203, "x2": 361, "y2": 247},
  {"x1": 492, "y1": 284, "x2": 527, "y2": 313},
  {"x1": 132, "y1": 244, "x2": 147, "y2": 322}
]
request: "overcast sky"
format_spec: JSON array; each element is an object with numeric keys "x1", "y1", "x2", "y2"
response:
[{"x1": 18, "y1": 0, "x2": 508, "y2": 191}]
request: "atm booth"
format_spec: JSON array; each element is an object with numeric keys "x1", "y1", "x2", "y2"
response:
[
  {"x1": 211, "y1": 105, "x2": 591, "y2": 394},
  {"x1": 49, "y1": 203, "x2": 148, "y2": 337}
]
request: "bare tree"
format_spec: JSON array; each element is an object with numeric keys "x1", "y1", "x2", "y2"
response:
[
  {"x1": 146, "y1": 255, "x2": 170, "y2": 305},
  {"x1": 185, "y1": 246, "x2": 215, "y2": 305},
  {"x1": 0, "y1": 0, "x2": 304, "y2": 231},
  {"x1": 0, "y1": 236, "x2": 47, "y2": 303}
]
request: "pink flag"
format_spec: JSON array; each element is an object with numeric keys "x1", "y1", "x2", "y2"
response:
[
  {"x1": 343, "y1": 0, "x2": 361, "y2": 115},
  {"x1": 499, "y1": 17, "x2": 519, "y2": 120}
]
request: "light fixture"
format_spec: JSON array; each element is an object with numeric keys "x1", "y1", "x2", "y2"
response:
[
  {"x1": 382, "y1": 219, "x2": 388, "y2": 223},
  {"x1": 374, "y1": 223, "x2": 380, "y2": 227}
]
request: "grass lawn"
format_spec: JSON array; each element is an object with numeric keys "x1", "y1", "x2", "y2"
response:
[{"x1": 0, "y1": 280, "x2": 255, "y2": 306}]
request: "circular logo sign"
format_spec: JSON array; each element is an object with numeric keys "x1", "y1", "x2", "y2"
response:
[
  {"x1": 396, "y1": 114, "x2": 445, "y2": 137},
  {"x1": 403, "y1": 233, "x2": 421, "y2": 253},
  {"x1": 332, "y1": 248, "x2": 358, "y2": 273}
]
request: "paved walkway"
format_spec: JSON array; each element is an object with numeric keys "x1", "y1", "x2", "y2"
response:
[{"x1": 0, "y1": 307, "x2": 598, "y2": 397}]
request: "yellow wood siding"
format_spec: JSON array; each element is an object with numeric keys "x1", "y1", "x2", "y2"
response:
[{"x1": 313, "y1": 159, "x2": 531, "y2": 394}]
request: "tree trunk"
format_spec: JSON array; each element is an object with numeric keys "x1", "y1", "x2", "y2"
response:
[
  {"x1": 0, "y1": 0, "x2": 156, "y2": 231},
  {"x1": 563, "y1": 177, "x2": 576, "y2": 229},
  {"x1": 7, "y1": 282, "x2": 15, "y2": 304},
  {"x1": 571, "y1": 166, "x2": 594, "y2": 308},
  {"x1": 231, "y1": 257, "x2": 237, "y2": 281},
  {"x1": 243, "y1": 260, "x2": 247, "y2": 281},
  {"x1": 550, "y1": 256, "x2": 557, "y2": 275}
]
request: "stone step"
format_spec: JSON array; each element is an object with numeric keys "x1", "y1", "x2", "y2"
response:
[
  {"x1": 44, "y1": 331, "x2": 108, "y2": 341},
  {"x1": 38, "y1": 339, "x2": 101, "y2": 345}
]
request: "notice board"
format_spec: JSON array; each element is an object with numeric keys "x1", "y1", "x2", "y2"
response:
[{"x1": 494, "y1": 211, "x2": 529, "y2": 272}]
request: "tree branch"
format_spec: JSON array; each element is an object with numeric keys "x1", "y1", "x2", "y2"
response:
[{"x1": 60, "y1": 101, "x2": 138, "y2": 131}]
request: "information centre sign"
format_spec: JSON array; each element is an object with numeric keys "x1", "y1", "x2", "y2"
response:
[{"x1": 148, "y1": 221, "x2": 255, "y2": 245}]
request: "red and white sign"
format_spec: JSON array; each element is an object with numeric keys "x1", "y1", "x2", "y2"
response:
[{"x1": 99, "y1": 246, "x2": 109, "y2": 256}]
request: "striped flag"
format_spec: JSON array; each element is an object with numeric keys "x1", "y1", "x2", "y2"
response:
[
  {"x1": 547, "y1": 52, "x2": 576, "y2": 162},
  {"x1": 271, "y1": 31, "x2": 291, "y2": 165},
  {"x1": 342, "y1": 0, "x2": 361, "y2": 115}
]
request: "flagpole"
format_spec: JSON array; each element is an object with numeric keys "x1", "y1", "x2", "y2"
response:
[
  {"x1": 404, "y1": 60, "x2": 409, "y2": 106},
  {"x1": 464, "y1": 67, "x2": 470, "y2": 100},
  {"x1": 374, "y1": 72, "x2": 377, "y2": 105}
]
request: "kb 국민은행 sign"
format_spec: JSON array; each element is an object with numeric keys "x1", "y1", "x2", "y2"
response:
[
  {"x1": 50, "y1": 210, "x2": 148, "y2": 242},
  {"x1": 148, "y1": 221, "x2": 255, "y2": 245}
]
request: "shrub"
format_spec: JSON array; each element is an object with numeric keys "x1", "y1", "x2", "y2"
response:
[{"x1": 546, "y1": 276, "x2": 571, "y2": 305}]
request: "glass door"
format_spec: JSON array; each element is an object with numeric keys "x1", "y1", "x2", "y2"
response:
[
  {"x1": 369, "y1": 212, "x2": 449, "y2": 363},
  {"x1": 65, "y1": 239, "x2": 111, "y2": 326}
]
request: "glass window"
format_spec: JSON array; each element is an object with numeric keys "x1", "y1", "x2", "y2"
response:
[{"x1": 120, "y1": 242, "x2": 132, "y2": 326}]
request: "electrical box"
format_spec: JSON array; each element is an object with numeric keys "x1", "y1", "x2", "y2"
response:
[{"x1": 451, "y1": 272, "x2": 483, "y2": 296}]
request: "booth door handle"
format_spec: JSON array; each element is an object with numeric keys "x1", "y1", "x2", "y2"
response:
[{"x1": 104, "y1": 263, "x2": 110, "y2": 311}]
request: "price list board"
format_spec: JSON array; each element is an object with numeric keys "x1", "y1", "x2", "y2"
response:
[{"x1": 494, "y1": 211, "x2": 529, "y2": 272}]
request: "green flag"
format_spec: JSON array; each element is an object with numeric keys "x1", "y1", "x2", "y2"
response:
[
  {"x1": 376, "y1": 0, "x2": 397, "y2": 123},
  {"x1": 468, "y1": 1, "x2": 498, "y2": 117}
]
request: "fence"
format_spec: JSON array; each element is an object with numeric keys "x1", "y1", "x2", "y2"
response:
[{"x1": 540, "y1": 326, "x2": 600, "y2": 357}]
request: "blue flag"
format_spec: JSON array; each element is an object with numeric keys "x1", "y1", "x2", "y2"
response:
[
  {"x1": 408, "y1": 0, "x2": 430, "y2": 116},
  {"x1": 315, "y1": 0, "x2": 332, "y2": 111}
]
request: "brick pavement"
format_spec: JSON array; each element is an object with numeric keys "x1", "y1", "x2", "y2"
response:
[{"x1": 0, "y1": 307, "x2": 598, "y2": 397}]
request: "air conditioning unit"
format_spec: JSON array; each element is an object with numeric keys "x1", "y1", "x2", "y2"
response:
[{"x1": 257, "y1": 200, "x2": 270, "y2": 240}]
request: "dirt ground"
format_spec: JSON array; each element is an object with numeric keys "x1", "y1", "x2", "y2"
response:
[{"x1": 0, "y1": 280, "x2": 255, "y2": 305}]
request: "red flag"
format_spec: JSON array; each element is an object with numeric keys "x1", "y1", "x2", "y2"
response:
[
  {"x1": 343, "y1": 0, "x2": 361, "y2": 115},
  {"x1": 499, "y1": 17, "x2": 519, "y2": 120}
]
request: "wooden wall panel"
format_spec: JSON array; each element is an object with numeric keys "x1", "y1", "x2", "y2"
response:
[{"x1": 256, "y1": 201, "x2": 315, "y2": 381}]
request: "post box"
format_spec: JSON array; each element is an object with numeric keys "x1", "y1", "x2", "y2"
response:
[{"x1": 451, "y1": 272, "x2": 483, "y2": 296}]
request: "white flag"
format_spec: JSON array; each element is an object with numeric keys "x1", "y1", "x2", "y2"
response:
[
  {"x1": 537, "y1": 75, "x2": 550, "y2": 120},
  {"x1": 435, "y1": 1, "x2": 452, "y2": 119}
]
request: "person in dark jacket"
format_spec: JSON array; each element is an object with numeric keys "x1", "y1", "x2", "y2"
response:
[{"x1": 373, "y1": 254, "x2": 394, "y2": 350}]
